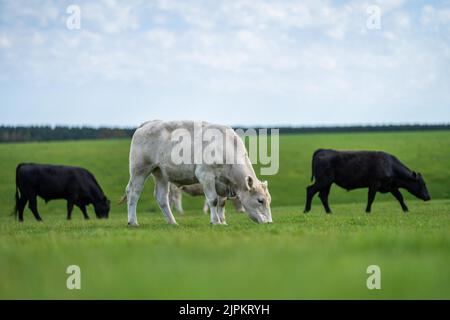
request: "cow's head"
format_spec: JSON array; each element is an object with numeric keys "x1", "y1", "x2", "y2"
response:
[
  {"x1": 94, "y1": 197, "x2": 110, "y2": 218},
  {"x1": 408, "y1": 172, "x2": 431, "y2": 201},
  {"x1": 238, "y1": 176, "x2": 272, "y2": 224}
]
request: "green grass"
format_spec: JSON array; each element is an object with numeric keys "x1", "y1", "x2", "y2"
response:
[{"x1": 0, "y1": 131, "x2": 449, "y2": 299}]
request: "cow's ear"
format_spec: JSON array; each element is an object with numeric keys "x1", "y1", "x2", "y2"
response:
[
  {"x1": 245, "y1": 176, "x2": 254, "y2": 191},
  {"x1": 412, "y1": 171, "x2": 417, "y2": 179}
]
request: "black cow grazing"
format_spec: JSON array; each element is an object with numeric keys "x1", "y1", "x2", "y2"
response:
[
  {"x1": 304, "y1": 149, "x2": 431, "y2": 214},
  {"x1": 13, "y1": 163, "x2": 110, "y2": 222}
]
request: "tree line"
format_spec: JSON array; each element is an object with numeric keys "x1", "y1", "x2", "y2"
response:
[
  {"x1": 0, "y1": 126, "x2": 135, "y2": 143},
  {"x1": 0, "y1": 124, "x2": 448, "y2": 143}
]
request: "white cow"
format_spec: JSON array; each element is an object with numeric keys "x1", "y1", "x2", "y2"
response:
[{"x1": 122, "y1": 120, "x2": 272, "y2": 226}]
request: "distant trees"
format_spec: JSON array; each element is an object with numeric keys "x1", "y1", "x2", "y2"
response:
[
  {"x1": 239, "y1": 124, "x2": 450, "y2": 135},
  {"x1": 0, "y1": 124, "x2": 448, "y2": 143},
  {"x1": 0, "y1": 126, "x2": 134, "y2": 143}
]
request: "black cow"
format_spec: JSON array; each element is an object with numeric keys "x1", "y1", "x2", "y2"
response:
[
  {"x1": 13, "y1": 163, "x2": 110, "y2": 222},
  {"x1": 304, "y1": 149, "x2": 431, "y2": 214}
]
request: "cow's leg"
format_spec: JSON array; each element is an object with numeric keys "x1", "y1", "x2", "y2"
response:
[
  {"x1": 217, "y1": 197, "x2": 227, "y2": 225},
  {"x1": 391, "y1": 189, "x2": 408, "y2": 213},
  {"x1": 202, "y1": 186, "x2": 222, "y2": 224},
  {"x1": 196, "y1": 171, "x2": 221, "y2": 225},
  {"x1": 304, "y1": 184, "x2": 320, "y2": 213},
  {"x1": 170, "y1": 187, "x2": 184, "y2": 214},
  {"x1": 202, "y1": 199, "x2": 209, "y2": 214},
  {"x1": 78, "y1": 205, "x2": 89, "y2": 220},
  {"x1": 126, "y1": 173, "x2": 148, "y2": 227},
  {"x1": 28, "y1": 195, "x2": 42, "y2": 221},
  {"x1": 174, "y1": 199, "x2": 184, "y2": 214},
  {"x1": 67, "y1": 201, "x2": 74, "y2": 220},
  {"x1": 366, "y1": 187, "x2": 377, "y2": 213},
  {"x1": 17, "y1": 196, "x2": 27, "y2": 222},
  {"x1": 153, "y1": 172, "x2": 177, "y2": 225},
  {"x1": 207, "y1": 199, "x2": 221, "y2": 225},
  {"x1": 319, "y1": 184, "x2": 332, "y2": 214}
]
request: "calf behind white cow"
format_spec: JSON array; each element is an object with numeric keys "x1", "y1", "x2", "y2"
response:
[
  {"x1": 169, "y1": 183, "x2": 246, "y2": 214},
  {"x1": 124, "y1": 120, "x2": 272, "y2": 226}
]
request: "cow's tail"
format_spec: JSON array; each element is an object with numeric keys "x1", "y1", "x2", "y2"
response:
[
  {"x1": 118, "y1": 179, "x2": 132, "y2": 205},
  {"x1": 11, "y1": 164, "x2": 22, "y2": 218},
  {"x1": 118, "y1": 194, "x2": 127, "y2": 205},
  {"x1": 310, "y1": 149, "x2": 323, "y2": 182},
  {"x1": 11, "y1": 188, "x2": 19, "y2": 218}
]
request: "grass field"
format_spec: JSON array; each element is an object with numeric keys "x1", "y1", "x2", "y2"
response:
[{"x1": 0, "y1": 131, "x2": 449, "y2": 299}]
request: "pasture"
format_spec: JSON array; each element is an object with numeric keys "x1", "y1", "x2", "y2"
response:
[{"x1": 0, "y1": 131, "x2": 449, "y2": 299}]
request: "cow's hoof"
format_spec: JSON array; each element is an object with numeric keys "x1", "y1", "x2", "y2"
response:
[
  {"x1": 128, "y1": 222, "x2": 139, "y2": 227},
  {"x1": 303, "y1": 210, "x2": 310, "y2": 214}
]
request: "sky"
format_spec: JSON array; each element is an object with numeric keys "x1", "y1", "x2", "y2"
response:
[{"x1": 0, "y1": 0, "x2": 450, "y2": 127}]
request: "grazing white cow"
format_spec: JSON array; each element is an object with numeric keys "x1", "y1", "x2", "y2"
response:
[
  {"x1": 169, "y1": 183, "x2": 246, "y2": 214},
  {"x1": 122, "y1": 120, "x2": 272, "y2": 226}
]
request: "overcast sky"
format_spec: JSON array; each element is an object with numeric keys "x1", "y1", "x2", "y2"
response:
[{"x1": 1, "y1": 0, "x2": 450, "y2": 127}]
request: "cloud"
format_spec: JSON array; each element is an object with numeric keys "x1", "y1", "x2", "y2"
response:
[
  {"x1": 0, "y1": 0, "x2": 449, "y2": 125},
  {"x1": 0, "y1": 35, "x2": 12, "y2": 48},
  {"x1": 1, "y1": 0, "x2": 448, "y2": 85}
]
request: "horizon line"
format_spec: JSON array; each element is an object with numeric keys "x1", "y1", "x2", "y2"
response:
[{"x1": 1, "y1": 122, "x2": 450, "y2": 130}]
